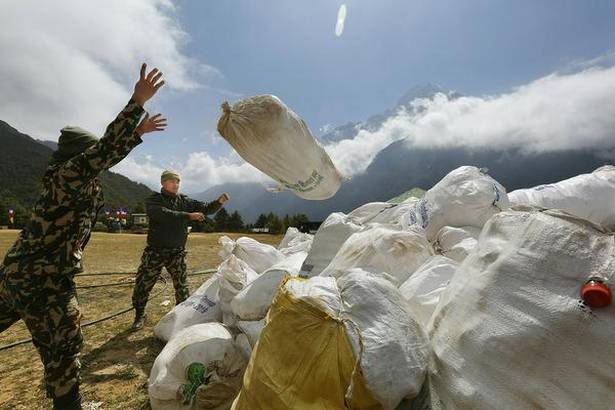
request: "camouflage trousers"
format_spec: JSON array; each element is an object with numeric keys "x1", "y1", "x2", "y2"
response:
[
  {"x1": 131, "y1": 246, "x2": 189, "y2": 313},
  {"x1": 0, "y1": 270, "x2": 83, "y2": 398}
]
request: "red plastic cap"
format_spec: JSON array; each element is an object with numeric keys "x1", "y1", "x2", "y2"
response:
[{"x1": 581, "y1": 281, "x2": 612, "y2": 308}]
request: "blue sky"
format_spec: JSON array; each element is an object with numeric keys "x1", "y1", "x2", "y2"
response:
[
  {"x1": 2, "y1": 1, "x2": 615, "y2": 193},
  {"x1": 179, "y1": 0, "x2": 615, "y2": 126},
  {"x1": 144, "y1": 0, "x2": 615, "y2": 170}
]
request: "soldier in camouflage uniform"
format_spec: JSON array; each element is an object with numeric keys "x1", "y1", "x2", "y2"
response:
[
  {"x1": 130, "y1": 170, "x2": 229, "y2": 329},
  {"x1": 0, "y1": 64, "x2": 167, "y2": 410}
]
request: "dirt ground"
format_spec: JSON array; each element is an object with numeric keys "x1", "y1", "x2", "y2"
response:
[{"x1": 0, "y1": 230, "x2": 282, "y2": 410}]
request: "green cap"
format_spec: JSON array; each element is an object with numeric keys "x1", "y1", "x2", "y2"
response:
[
  {"x1": 49, "y1": 126, "x2": 99, "y2": 165},
  {"x1": 161, "y1": 169, "x2": 181, "y2": 182}
]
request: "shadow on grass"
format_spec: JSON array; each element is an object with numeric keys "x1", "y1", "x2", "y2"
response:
[{"x1": 80, "y1": 328, "x2": 164, "y2": 385}]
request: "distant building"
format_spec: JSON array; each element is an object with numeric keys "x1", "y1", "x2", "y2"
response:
[
  {"x1": 251, "y1": 227, "x2": 270, "y2": 233},
  {"x1": 128, "y1": 213, "x2": 149, "y2": 234},
  {"x1": 131, "y1": 213, "x2": 148, "y2": 226}
]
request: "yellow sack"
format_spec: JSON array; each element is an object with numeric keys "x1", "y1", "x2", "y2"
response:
[{"x1": 232, "y1": 278, "x2": 382, "y2": 410}]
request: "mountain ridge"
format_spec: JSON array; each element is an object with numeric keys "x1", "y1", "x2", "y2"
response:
[
  {"x1": 0, "y1": 120, "x2": 154, "y2": 223},
  {"x1": 194, "y1": 84, "x2": 612, "y2": 222}
]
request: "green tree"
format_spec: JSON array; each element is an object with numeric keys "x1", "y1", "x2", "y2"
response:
[
  {"x1": 290, "y1": 213, "x2": 309, "y2": 228},
  {"x1": 227, "y1": 211, "x2": 245, "y2": 232},
  {"x1": 214, "y1": 207, "x2": 229, "y2": 232},
  {"x1": 201, "y1": 218, "x2": 215, "y2": 233},
  {"x1": 255, "y1": 213, "x2": 268, "y2": 228},
  {"x1": 133, "y1": 203, "x2": 146, "y2": 214},
  {"x1": 283, "y1": 214, "x2": 291, "y2": 232},
  {"x1": 266, "y1": 213, "x2": 283, "y2": 234}
]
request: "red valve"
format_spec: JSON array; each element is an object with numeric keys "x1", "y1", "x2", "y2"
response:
[{"x1": 581, "y1": 277, "x2": 612, "y2": 308}]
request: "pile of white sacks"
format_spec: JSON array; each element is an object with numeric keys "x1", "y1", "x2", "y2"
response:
[{"x1": 148, "y1": 165, "x2": 615, "y2": 410}]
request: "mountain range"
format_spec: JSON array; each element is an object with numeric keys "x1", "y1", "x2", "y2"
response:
[
  {"x1": 0, "y1": 120, "x2": 154, "y2": 222},
  {"x1": 195, "y1": 84, "x2": 612, "y2": 222},
  {"x1": 3, "y1": 83, "x2": 611, "y2": 225}
]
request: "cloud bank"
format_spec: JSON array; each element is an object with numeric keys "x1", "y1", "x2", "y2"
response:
[
  {"x1": 325, "y1": 66, "x2": 615, "y2": 175},
  {"x1": 117, "y1": 64, "x2": 615, "y2": 192},
  {"x1": 0, "y1": 0, "x2": 216, "y2": 140}
]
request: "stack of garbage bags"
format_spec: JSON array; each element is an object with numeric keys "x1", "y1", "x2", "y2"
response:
[{"x1": 148, "y1": 165, "x2": 615, "y2": 410}]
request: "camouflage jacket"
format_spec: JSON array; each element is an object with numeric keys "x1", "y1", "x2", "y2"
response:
[
  {"x1": 145, "y1": 190, "x2": 221, "y2": 249},
  {"x1": 1, "y1": 100, "x2": 145, "y2": 284}
]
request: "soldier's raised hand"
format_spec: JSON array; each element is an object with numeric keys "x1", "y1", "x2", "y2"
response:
[
  {"x1": 132, "y1": 63, "x2": 165, "y2": 106},
  {"x1": 217, "y1": 193, "x2": 230, "y2": 205},
  {"x1": 136, "y1": 113, "x2": 167, "y2": 136}
]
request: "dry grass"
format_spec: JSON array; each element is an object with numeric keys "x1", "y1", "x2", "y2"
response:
[{"x1": 0, "y1": 230, "x2": 282, "y2": 410}]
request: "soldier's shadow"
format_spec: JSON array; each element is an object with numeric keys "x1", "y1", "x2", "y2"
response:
[{"x1": 80, "y1": 327, "x2": 164, "y2": 386}]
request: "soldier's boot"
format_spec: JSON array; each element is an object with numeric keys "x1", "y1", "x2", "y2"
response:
[
  {"x1": 131, "y1": 308, "x2": 147, "y2": 331},
  {"x1": 53, "y1": 384, "x2": 82, "y2": 410}
]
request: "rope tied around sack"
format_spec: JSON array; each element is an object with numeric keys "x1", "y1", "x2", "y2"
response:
[
  {"x1": 221, "y1": 101, "x2": 232, "y2": 114},
  {"x1": 218, "y1": 102, "x2": 233, "y2": 135}
]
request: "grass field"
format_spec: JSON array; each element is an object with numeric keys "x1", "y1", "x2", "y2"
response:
[{"x1": 0, "y1": 230, "x2": 282, "y2": 410}]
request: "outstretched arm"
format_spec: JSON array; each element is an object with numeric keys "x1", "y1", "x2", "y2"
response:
[
  {"x1": 146, "y1": 194, "x2": 190, "y2": 222},
  {"x1": 146, "y1": 193, "x2": 217, "y2": 224},
  {"x1": 56, "y1": 64, "x2": 167, "y2": 191},
  {"x1": 188, "y1": 193, "x2": 229, "y2": 215}
]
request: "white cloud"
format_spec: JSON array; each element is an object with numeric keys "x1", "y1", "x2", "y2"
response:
[
  {"x1": 325, "y1": 111, "x2": 415, "y2": 176},
  {"x1": 112, "y1": 157, "x2": 166, "y2": 189},
  {"x1": 319, "y1": 123, "x2": 335, "y2": 134},
  {"x1": 325, "y1": 66, "x2": 615, "y2": 176},
  {"x1": 0, "y1": 0, "x2": 216, "y2": 140},
  {"x1": 563, "y1": 50, "x2": 615, "y2": 73},
  {"x1": 112, "y1": 152, "x2": 271, "y2": 193},
  {"x1": 180, "y1": 152, "x2": 271, "y2": 191},
  {"x1": 116, "y1": 64, "x2": 615, "y2": 190},
  {"x1": 335, "y1": 4, "x2": 347, "y2": 37}
]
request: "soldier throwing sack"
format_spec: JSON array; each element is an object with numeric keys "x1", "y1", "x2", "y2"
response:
[{"x1": 130, "y1": 170, "x2": 229, "y2": 330}]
